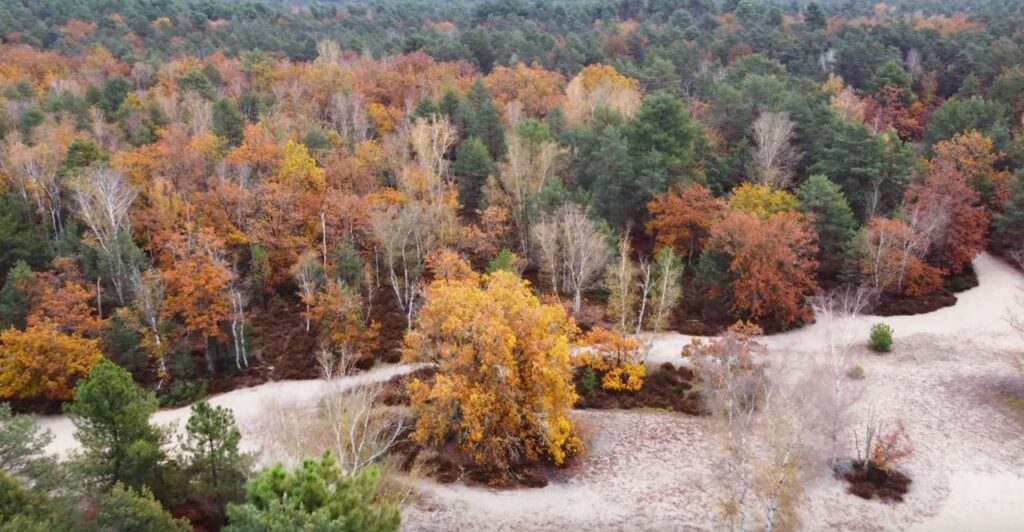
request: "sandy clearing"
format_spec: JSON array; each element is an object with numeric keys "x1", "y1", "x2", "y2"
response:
[
  {"x1": 403, "y1": 334, "x2": 1024, "y2": 531},
  {"x1": 910, "y1": 471, "x2": 1024, "y2": 532},
  {"x1": 34, "y1": 363, "x2": 421, "y2": 457},
  {"x1": 646, "y1": 252, "x2": 1023, "y2": 367},
  {"x1": 403, "y1": 410, "x2": 721, "y2": 531},
  {"x1": 402, "y1": 253, "x2": 1024, "y2": 530}
]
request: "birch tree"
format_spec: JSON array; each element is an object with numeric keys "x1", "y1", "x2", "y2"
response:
[
  {"x1": 685, "y1": 324, "x2": 766, "y2": 530},
  {"x1": 813, "y1": 286, "x2": 875, "y2": 468},
  {"x1": 604, "y1": 233, "x2": 638, "y2": 334},
  {"x1": 0, "y1": 126, "x2": 73, "y2": 239},
  {"x1": 370, "y1": 165, "x2": 459, "y2": 330},
  {"x1": 532, "y1": 203, "x2": 611, "y2": 313},
  {"x1": 131, "y1": 269, "x2": 169, "y2": 382},
  {"x1": 227, "y1": 268, "x2": 250, "y2": 370},
  {"x1": 490, "y1": 129, "x2": 561, "y2": 254},
  {"x1": 291, "y1": 250, "x2": 325, "y2": 332},
  {"x1": 752, "y1": 111, "x2": 801, "y2": 190},
  {"x1": 409, "y1": 116, "x2": 457, "y2": 178},
  {"x1": 73, "y1": 167, "x2": 139, "y2": 305},
  {"x1": 645, "y1": 247, "x2": 683, "y2": 333},
  {"x1": 317, "y1": 350, "x2": 405, "y2": 476}
]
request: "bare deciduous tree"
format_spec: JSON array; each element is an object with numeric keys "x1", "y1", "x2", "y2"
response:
[
  {"x1": 645, "y1": 248, "x2": 683, "y2": 334},
  {"x1": 490, "y1": 132, "x2": 561, "y2": 254},
  {"x1": 686, "y1": 325, "x2": 766, "y2": 530},
  {"x1": 605, "y1": 232, "x2": 638, "y2": 334},
  {"x1": 409, "y1": 116, "x2": 457, "y2": 178},
  {"x1": 752, "y1": 111, "x2": 801, "y2": 190},
  {"x1": 73, "y1": 167, "x2": 138, "y2": 305},
  {"x1": 227, "y1": 266, "x2": 250, "y2": 370},
  {"x1": 317, "y1": 350, "x2": 406, "y2": 476},
  {"x1": 532, "y1": 203, "x2": 611, "y2": 313},
  {"x1": 131, "y1": 269, "x2": 169, "y2": 383},
  {"x1": 1, "y1": 127, "x2": 70, "y2": 238},
  {"x1": 315, "y1": 39, "x2": 342, "y2": 65},
  {"x1": 687, "y1": 327, "x2": 823, "y2": 531},
  {"x1": 331, "y1": 91, "x2": 371, "y2": 144},
  {"x1": 533, "y1": 216, "x2": 561, "y2": 297},
  {"x1": 758, "y1": 362, "x2": 822, "y2": 532},
  {"x1": 370, "y1": 202, "x2": 431, "y2": 331},
  {"x1": 181, "y1": 91, "x2": 212, "y2": 135},
  {"x1": 291, "y1": 249, "x2": 324, "y2": 332},
  {"x1": 814, "y1": 285, "x2": 876, "y2": 467}
]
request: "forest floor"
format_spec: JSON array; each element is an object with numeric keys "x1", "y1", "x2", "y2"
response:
[{"x1": 33, "y1": 253, "x2": 1024, "y2": 530}]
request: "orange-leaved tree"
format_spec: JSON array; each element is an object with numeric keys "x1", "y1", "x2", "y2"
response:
[
  {"x1": 0, "y1": 322, "x2": 103, "y2": 401},
  {"x1": 161, "y1": 230, "x2": 233, "y2": 368},
  {"x1": 24, "y1": 256, "x2": 103, "y2": 337},
  {"x1": 310, "y1": 278, "x2": 379, "y2": 362},
  {"x1": 704, "y1": 210, "x2": 818, "y2": 327},
  {"x1": 646, "y1": 182, "x2": 725, "y2": 264},
  {"x1": 856, "y1": 216, "x2": 942, "y2": 295},
  {"x1": 904, "y1": 157, "x2": 989, "y2": 274},
  {"x1": 930, "y1": 129, "x2": 1011, "y2": 211},
  {"x1": 403, "y1": 266, "x2": 583, "y2": 473}
]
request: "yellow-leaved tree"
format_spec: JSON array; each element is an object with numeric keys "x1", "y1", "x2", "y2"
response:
[
  {"x1": 403, "y1": 267, "x2": 583, "y2": 473},
  {"x1": 0, "y1": 323, "x2": 103, "y2": 401}
]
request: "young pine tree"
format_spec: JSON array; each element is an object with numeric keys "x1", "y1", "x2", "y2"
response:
[
  {"x1": 180, "y1": 401, "x2": 254, "y2": 519},
  {"x1": 66, "y1": 359, "x2": 167, "y2": 495}
]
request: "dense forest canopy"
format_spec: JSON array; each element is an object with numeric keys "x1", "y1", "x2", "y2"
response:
[
  {"x1": 1, "y1": 0, "x2": 1024, "y2": 529},
  {"x1": 2, "y1": 0, "x2": 1023, "y2": 93}
]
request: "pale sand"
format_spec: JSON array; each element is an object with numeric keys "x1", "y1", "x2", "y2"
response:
[{"x1": 403, "y1": 253, "x2": 1024, "y2": 530}]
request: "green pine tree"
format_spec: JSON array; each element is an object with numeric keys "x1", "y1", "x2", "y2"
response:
[
  {"x1": 797, "y1": 174, "x2": 858, "y2": 279},
  {"x1": 993, "y1": 172, "x2": 1024, "y2": 255},
  {"x1": 463, "y1": 80, "x2": 506, "y2": 159},
  {"x1": 0, "y1": 261, "x2": 35, "y2": 331},
  {"x1": 453, "y1": 136, "x2": 495, "y2": 210},
  {"x1": 66, "y1": 360, "x2": 167, "y2": 495},
  {"x1": 225, "y1": 453, "x2": 400, "y2": 531},
  {"x1": 180, "y1": 402, "x2": 253, "y2": 519},
  {"x1": 212, "y1": 99, "x2": 246, "y2": 146},
  {"x1": 94, "y1": 484, "x2": 190, "y2": 532}
]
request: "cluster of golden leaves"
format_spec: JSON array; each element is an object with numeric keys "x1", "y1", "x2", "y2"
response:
[
  {"x1": 575, "y1": 327, "x2": 645, "y2": 392},
  {"x1": 403, "y1": 267, "x2": 583, "y2": 472}
]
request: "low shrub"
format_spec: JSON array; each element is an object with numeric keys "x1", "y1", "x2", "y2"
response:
[
  {"x1": 158, "y1": 379, "x2": 208, "y2": 407},
  {"x1": 869, "y1": 323, "x2": 894, "y2": 352},
  {"x1": 575, "y1": 327, "x2": 645, "y2": 392},
  {"x1": 845, "y1": 418, "x2": 914, "y2": 502},
  {"x1": 847, "y1": 364, "x2": 865, "y2": 380}
]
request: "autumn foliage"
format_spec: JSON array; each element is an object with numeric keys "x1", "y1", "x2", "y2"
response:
[
  {"x1": 403, "y1": 269, "x2": 583, "y2": 473},
  {"x1": 930, "y1": 130, "x2": 1011, "y2": 210},
  {"x1": 905, "y1": 158, "x2": 989, "y2": 275},
  {"x1": 704, "y1": 210, "x2": 818, "y2": 326},
  {"x1": 646, "y1": 183, "x2": 725, "y2": 261},
  {"x1": 575, "y1": 327, "x2": 646, "y2": 392},
  {"x1": 0, "y1": 323, "x2": 103, "y2": 401}
]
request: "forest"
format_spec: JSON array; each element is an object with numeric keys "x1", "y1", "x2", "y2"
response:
[{"x1": 2, "y1": 0, "x2": 1024, "y2": 530}]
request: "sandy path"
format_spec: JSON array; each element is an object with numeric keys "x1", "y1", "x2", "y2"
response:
[
  {"x1": 34, "y1": 363, "x2": 420, "y2": 457},
  {"x1": 646, "y1": 251, "x2": 1023, "y2": 366},
  {"x1": 403, "y1": 253, "x2": 1024, "y2": 531}
]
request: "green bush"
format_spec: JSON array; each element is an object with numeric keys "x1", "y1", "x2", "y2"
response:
[
  {"x1": 869, "y1": 323, "x2": 894, "y2": 352},
  {"x1": 578, "y1": 366, "x2": 598, "y2": 397},
  {"x1": 158, "y1": 379, "x2": 209, "y2": 407}
]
